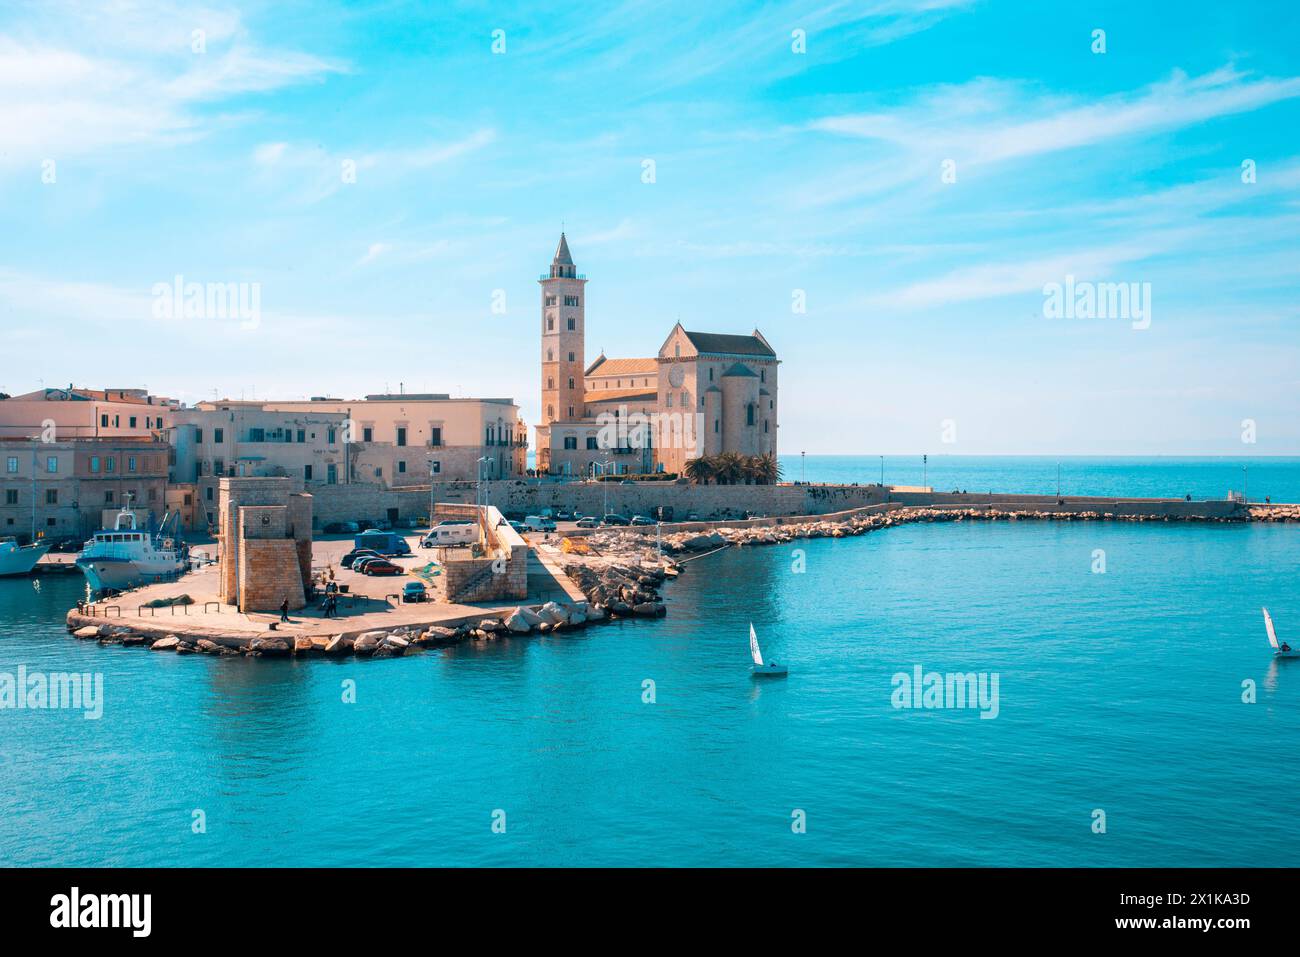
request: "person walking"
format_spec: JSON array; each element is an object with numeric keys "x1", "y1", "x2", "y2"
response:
[{"x1": 279, "y1": 597, "x2": 290, "y2": 623}]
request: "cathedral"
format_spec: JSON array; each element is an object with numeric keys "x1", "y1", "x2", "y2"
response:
[{"x1": 535, "y1": 234, "x2": 779, "y2": 476}]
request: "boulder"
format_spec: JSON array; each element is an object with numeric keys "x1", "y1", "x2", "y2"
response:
[
  {"x1": 294, "y1": 637, "x2": 315, "y2": 655},
  {"x1": 478, "y1": 618, "x2": 504, "y2": 633},
  {"x1": 381, "y1": 634, "x2": 410, "y2": 651},
  {"x1": 632, "y1": 601, "x2": 665, "y2": 617},
  {"x1": 150, "y1": 636, "x2": 180, "y2": 651},
  {"x1": 196, "y1": 639, "x2": 224, "y2": 655},
  {"x1": 121, "y1": 634, "x2": 148, "y2": 647},
  {"x1": 73, "y1": 625, "x2": 100, "y2": 639},
  {"x1": 324, "y1": 635, "x2": 348, "y2": 655},
  {"x1": 504, "y1": 610, "x2": 532, "y2": 634},
  {"x1": 250, "y1": 636, "x2": 292, "y2": 656},
  {"x1": 176, "y1": 642, "x2": 197, "y2": 655},
  {"x1": 586, "y1": 604, "x2": 607, "y2": 622},
  {"x1": 353, "y1": 632, "x2": 383, "y2": 655}
]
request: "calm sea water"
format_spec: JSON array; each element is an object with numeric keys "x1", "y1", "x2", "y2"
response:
[
  {"x1": 780, "y1": 454, "x2": 1300, "y2": 503},
  {"x1": 2, "y1": 457, "x2": 1299, "y2": 867}
]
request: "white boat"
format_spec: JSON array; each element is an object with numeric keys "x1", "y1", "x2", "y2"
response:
[
  {"x1": 1263, "y1": 608, "x2": 1298, "y2": 658},
  {"x1": 0, "y1": 537, "x2": 50, "y2": 577},
  {"x1": 75, "y1": 499, "x2": 186, "y2": 593},
  {"x1": 750, "y1": 622, "x2": 787, "y2": 677}
]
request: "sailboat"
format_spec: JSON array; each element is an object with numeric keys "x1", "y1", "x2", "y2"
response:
[
  {"x1": 1263, "y1": 608, "x2": 1298, "y2": 658},
  {"x1": 750, "y1": 622, "x2": 787, "y2": 677}
]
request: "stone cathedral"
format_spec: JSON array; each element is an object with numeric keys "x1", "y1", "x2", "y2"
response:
[{"x1": 535, "y1": 234, "x2": 779, "y2": 477}]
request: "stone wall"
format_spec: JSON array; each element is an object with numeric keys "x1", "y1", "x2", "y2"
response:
[
  {"x1": 436, "y1": 504, "x2": 528, "y2": 603},
  {"x1": 217, "y1": 477, "x2": 313, "y2": 611},
  {"x1": 238, "y1": 539, "x2": 306, "y2": 612}
]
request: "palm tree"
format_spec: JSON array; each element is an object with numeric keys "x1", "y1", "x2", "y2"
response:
[
  {"x1": 713, "y1": 452, "x2": 746, "y2": 485},
  {"x1": 754, "y1": 453, "x2": 782, "y2": 485},
  {"x1": 683, "y1": 456, "x2": 716, "y2": 485}
]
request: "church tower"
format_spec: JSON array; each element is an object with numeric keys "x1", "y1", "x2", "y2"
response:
[{"x1": 539, "y1": 232, "x2": 587, "y2": 432}]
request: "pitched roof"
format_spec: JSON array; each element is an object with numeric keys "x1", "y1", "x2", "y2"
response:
[
  {"x1": 553, "y1": 232, "x2": 573, "y2": 265},
  {"x1": 721, "y1": 362, "x2": 758, "y2": 377},
  {"x1": 683, "y1": 329, "x2": 775, "y2": 357},
  {"x1": 585, "y1": 355, "x2": 659, "y2": 377},
  {"x1": 584, "y1": 389, "x2": 658, "y2": 405}
]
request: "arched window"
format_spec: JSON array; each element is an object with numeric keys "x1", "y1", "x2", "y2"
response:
[
  {"x1": 746, "y1": 404, "x2": 755, "y2": 426},
  {"x1": 547, "y1": 349, "x2": 554, "y2": 361}
]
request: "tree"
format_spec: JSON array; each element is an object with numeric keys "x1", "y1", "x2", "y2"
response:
[
  {"x1": 713, "y1": 452, "x2": 746, "y2": 485},
  {"x1": 684, "y1": 456, "x2": 716, "y2": 485},
  {"x1": 753, "y1": 453, "x2": 782, "y2": 485}
]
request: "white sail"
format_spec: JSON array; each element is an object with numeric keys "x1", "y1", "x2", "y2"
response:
[
  {"x1": 749, "y1": 622, "x2": 764, "y2": 667},
  {"x1": 1263, "y1": 608, "x2": 1280, "y2": 650}
]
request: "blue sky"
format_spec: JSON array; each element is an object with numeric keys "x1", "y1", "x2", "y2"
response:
[{"x1": 2, "y1": 0, "x2": 1298, "y2": 454}]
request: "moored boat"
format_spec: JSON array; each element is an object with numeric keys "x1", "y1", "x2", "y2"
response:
[
  {"x1": 0, "y1": 537, "x2": 50, "y2": 577},
  {"x1": 75, "y1": 498, "x2": 186, "y2": 593}
]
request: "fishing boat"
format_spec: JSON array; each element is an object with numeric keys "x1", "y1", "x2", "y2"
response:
[
  {"x1": 75, "y1": 496, "x2": 186, "y2": 593},
  {"x1": 0, "y1": 537, "x2": 50, "y2": 577},
  {"x1": 749, "y1": 622, "x2": 787, "y2": 677},
  {"x1": 1263, "y1": 608, "x2": 1298, "y2": 658}
]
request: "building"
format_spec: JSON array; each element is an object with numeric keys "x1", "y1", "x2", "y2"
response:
[
  {"x1": 258, "y1": 394, "x2": 528, "y2": 484},
  {"x1": 0, "y1": 387, "x2": 179, "y2": 441},
  {"x1": 0, "y1": 437, "x2": 170, "y2": 541},
  {"x1": 534, "y1": 234, "x2": 779, "y2": 476}
]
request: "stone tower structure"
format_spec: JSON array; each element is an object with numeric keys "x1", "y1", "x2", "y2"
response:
[{"x1": 538, "y1": 233, "x2": 587, "y2": 471}]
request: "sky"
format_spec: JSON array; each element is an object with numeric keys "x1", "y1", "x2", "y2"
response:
[{"x1": 1, "y1": 0, "x2": 1298, "y2": 455}]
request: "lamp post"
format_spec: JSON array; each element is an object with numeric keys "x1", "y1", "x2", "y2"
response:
[
  {"x1": 1056, "y1": 462, "x2": 1061, "y2": 498},
  {"x1": 476, "y1": 455, "x2": 490, "y2": 508},
  {"x1": 1242, "y1": 466, "x2": 1248, "y2": 504},
  {"x1": 879, "y1": 455, "x2": 884, "y2": 486},
  {"x1": 923, "y1": 454, "x2": 927, "y2": 490},
  {"x1": 599, "y1": 457, "x2": 613, "y2": 518},
  {"x1": 801, "y1": 450, "x2": 805, "y2": 484}
]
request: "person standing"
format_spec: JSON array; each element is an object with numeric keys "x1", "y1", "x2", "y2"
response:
[{"x1": 279, "y1": 597, "x2": 290, "y2": 622}]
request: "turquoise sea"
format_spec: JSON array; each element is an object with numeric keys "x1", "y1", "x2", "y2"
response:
[{"x1": 1, "y1": 456, "x2": 1298, "y2": 867}]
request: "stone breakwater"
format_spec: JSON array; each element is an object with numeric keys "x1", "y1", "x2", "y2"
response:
[
  {"x1": 580, "y1": 502, "x2": 1259, "y2": 560},
  {"x1": 1250, "y1": 505, "x2": 1300, "y2": 522}
]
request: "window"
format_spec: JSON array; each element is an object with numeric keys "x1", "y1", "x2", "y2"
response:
[
  {"x1": 213, "y1": 459, "x2": 223, "y2": 475},
  {"x1": 675, "y1": 344, "x2": 680, "y2": 357},
  {"x1": 4, "y1": 490, "x2": 16, "y2": 505},
  {"x1": 148, "y1": 488, "x2": 157, "y2": 502},
  {"x1": 547, "y1": 317, "x2": 554, "y2": 331},
  {"x1": 681, "y1": 392, "x2": 689, "y2": 407},
  {"x1": 666, "y1": 393, "x2": 673, "y2": 408},
  {"x1": 563, "y1": 436, "x2": 577, "y2": 450},
  {"x1": 206, "y1": 487, "x2": 214, "y2": 501},
  {"x1": 113, "y1": 415, "x2": 119, "y2": 427},
  {"x1": 374, "y1": 467, "x2": 382, "y2": 478},
  {"x1": 764, "y1": 421, "x2": 769, "y2": 433},
  {"x1": 304, "y1": 465, "x2": 313, "y2": 481},
  {"x1": 568, "y1": 377, "x2": 575, "y2": 389},
  {"x1": 363, "y1": 427, "x2": 373, "y2": 442},
  {"x1": 567, "y1": 352, "x2": 574, "y2": 362},
  {"x1": 547, "y1": 349, "x2": 554, "y2": 361},
  {"x1": 545, "y1": 295, "x2": 556, "y2": 306},
  {"x1": 586, "y1": 437, "x2": 598, "y2": 450},
  {"x1": 564, "y1": 295, "x2": 579, "y2": 306},
  {"x1": 104, "y1": 491, "x2": 113, "y2": 504},
  {"x1": 567, "y1": 406, "x2": 574, "y2": 418},
  {"x1": 430, "y1": 427, "x2": 442, "y2": 447},
  {"x1": 5, "y1": 457, "x2": 17, "y2": 473},
  {"x1": 47, "y1": 518, "x2": 55, "y2": 527},
  {"x1": 709, "y1": 367, "x2": 714, "y2": 381},
  {"x1": 128, "y1": 456, "x2": 137, "y2": 472},
  {"x1": 547, "y1": 406, "x2": 554, "y2": 419},
  {"x1": 184, "y1": 494, "x2": 192, "y2": 505},
  {"x1": 430, "y1": 461, "x2": 440, "y2": 474},
  {"x1": 396, "y1": 427, "x2": 406, "y2": 447},
  {"x1": 100, "y1": 414, "x2": 108, "y2": 427},
  {"x1": 297, "y1": 429, "x2": 305, "y2": 443},
  {"x1": 327, "y1": 428, "x2": 336, "y2": 445},
  {"x1": 398, "y1": 461, "x2": 406, "y2": 473},
  {"x1": 746, "y1": 404, "x2": 755, "y2": 426},
  {"x1": 760, "y1": 369, "x2": 766, "y2": 383},
  {"x1": 547, "y1": 377, "x2": 554, "y2": 389},
  {"x1": 157, "y1": 417, "x2": 164, "y2": 428},
  {"x1": 327, "y1": 464, "x2": 337, "y2": 484},
  {"x1": 195, "y1": 428, "x2": 203, "y2": 443},
  {"x1": 567, "y1": 317, "x2": 575, "y2": 330},
  {"x1": 129, "y1": 416, "x2": 137, "y2": 428},
  {"x1": 105, "y1": 457, "x2": 115, "y2": 473},
  {"x1": 90, "y1": 456, "x2": 100, "y2": 473},
  {"x1": 214, "y1": 428, "x2": 224, "y2": 443},
  {"x1": 714, "y1": 419, "x2": 719, "y2": 433}
]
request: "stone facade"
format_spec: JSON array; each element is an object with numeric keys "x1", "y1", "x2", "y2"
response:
[
  {"x1": 217, "y1": 477, "x2": 313, "y2": 612},
  {"x1": 435, "y1": 503, "x2": 528, "y2": 603},
  {"x1": 534, "y1": 235, "x2": 779, "y2": 476}
]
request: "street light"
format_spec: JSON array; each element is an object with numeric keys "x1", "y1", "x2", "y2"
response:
[
  {"x1": 598, "y1": 457, "x2": 613, "y2": 517},
  {"x1": 476, "y1": 456, "x2": 490, "y2": 508},
  {"x1": 879, "y1": 455, "x2": 884, "y2": 486},
  {"x1": 1242, "y1": 466, "x2": 1249, "y2": 504}
]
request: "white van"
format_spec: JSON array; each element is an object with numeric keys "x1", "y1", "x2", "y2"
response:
[
  {"x1": 420, "y1": 522, "x2": 479, "y2": 547},
  {"x1": 522, "y1": 515, "x2": 556, "y2": 532}
]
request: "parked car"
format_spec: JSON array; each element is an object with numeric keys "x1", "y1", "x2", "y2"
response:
[
  {"x1": 576, "y1": 516, "x2": 600, "y2": 528},
  {"x1": 630, "y1": 515, "x2": 655, "y2": 526},
  {"x1": 620, "y1": 479, "x2": 636, "y2": 485},
  {"x1": 361, "y1": 559, "x2": 403, "y2": 576},
  {"x1": 687, "y1": 513, "x2": 700, "y2": 522},
  {"x1": 508, "y1": 520, "x2": 528, "y2": 533},
  {"x1": 523, "y1": 515, "x2": 557, "y2": 532},
  {"x1": 341, "y1": 548, "x2": 383, "y2": 569},
  {"x1": 49, "y1": 536, "x2": 84, "y2": 553},
  {"x1": 353, "y1": 530, "x2": 411, "y2": 556},
  {"x1": 554, "y1": 510, "x2": 573, "y2": 520},
  {"x1": 402, "y1": 581, "x2": 428, "y2": 603},
  {"x1": 351, "y1": 555, "x2": 385, "y2": 573},
  {"x1": 601, "y1": 513, "x2": 631, "y2": 526}
]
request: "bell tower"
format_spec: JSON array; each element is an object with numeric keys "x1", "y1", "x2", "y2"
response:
[{"x1": 540, "y1": 232, "x2": 587, "y2": 433}]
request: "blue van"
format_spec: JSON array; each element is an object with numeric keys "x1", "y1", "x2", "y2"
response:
[{"x1": 352, "y1": 530, "x2": 411, "y2": 556}]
